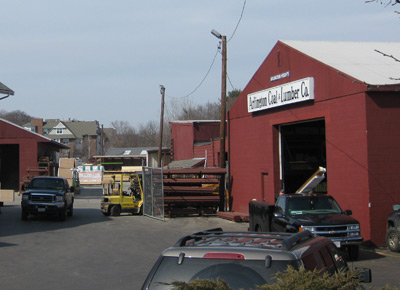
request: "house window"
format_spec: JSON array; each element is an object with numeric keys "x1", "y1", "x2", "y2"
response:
[
  {"x1": 56, "y1": 128, "x2": 63, "y2": 134},
  {"x1": 63, "y1": 139, "x2": 69, "y2": 144}
]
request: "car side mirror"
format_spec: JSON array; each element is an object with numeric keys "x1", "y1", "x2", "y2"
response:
[
  {"x1": 356, "y1": 267, "x2": 372, "y2": 283},
  {"x1": 70, "y1": 186, "x2": 75, "y2": 192},
  {"x1": 21, "y1": 184, "x2": 26, "y2": 191},
  {"x1": 344, "y1": 210, "x2": 352, "y2": 215},
  {"x1": 274, "y1": 213, "x2": 284, "y2": 218}
]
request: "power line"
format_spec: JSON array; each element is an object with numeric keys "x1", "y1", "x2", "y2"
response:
[
  {"x1": 168, "y1": 0, "x2": 246, "y2": 100},
  {"x1": 167, "y1": 47, "x2": 219, "y2": 100},
  {"x1": 227, "y1": 72, "x2": 236, "y2": 91},
  {"x1": 228, "y1": 0, "x2": 247, "y2": 43}
]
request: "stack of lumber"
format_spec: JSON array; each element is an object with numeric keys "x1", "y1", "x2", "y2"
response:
[{"x1": 162, "y1": 168, "x2": 226, "y2": 217}]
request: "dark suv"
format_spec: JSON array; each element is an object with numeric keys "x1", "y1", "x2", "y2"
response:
[
  {"x1": 21, "y1": 176, "x2": 75, "y2": 221},
  {"x1": 141, "y1": 228, "x2": 371, "y2": 290}
]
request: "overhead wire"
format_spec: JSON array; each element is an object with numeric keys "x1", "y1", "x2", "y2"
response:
[
  {"x1": 228, "y1": 0, "x2": 246, "y2": 43},
  {"x1": 167, "y1": 47, "x2": 219, "y2": 100},
  {"x1": 167, "y1": 0, "x2": 246, "y2": 100}
]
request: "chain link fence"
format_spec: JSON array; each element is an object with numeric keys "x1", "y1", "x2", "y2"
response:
[{"x1": 142, "y1": 167, "x2": 164, "y2": 221}]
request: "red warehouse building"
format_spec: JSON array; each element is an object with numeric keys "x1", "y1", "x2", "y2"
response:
[
  {"x1": 170, "y1": 120, "x2": 222, "y2": 167},
  {"x1": 228, "y1": 40, "x2": 400, "y2": 246},
  {"x1": 0, "y1": 119, "x2": 68, "y2": 191}
]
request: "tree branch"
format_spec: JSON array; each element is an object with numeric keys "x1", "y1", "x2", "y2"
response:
[
  {"x1": 374, "y1": 49, "x2": 400, "y2": 62},
  {"x1": 374, "y1": 49, "x2": 400, "y2": 81}
]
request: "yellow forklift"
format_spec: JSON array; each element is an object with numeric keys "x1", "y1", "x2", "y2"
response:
[{"x1": 100, "y1": 172, "x2": 143, "y2": 216}]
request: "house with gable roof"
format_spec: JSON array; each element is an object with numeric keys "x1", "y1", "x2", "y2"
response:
[{"x1": 24, "y1": 119, "x2": 101, "y2": 161}]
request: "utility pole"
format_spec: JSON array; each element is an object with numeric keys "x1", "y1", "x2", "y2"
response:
[
  {"x1": 100, "y1": 124, "x2": 104, "y2": 155},
  {"x1": 158, "y1": 85, "x2": 165, "y2": 167},
  {"x1": 211, "y1": 29, "x2": 227, "y2": 168},
  {"x1": 219, "y1": 35, "x2": 227, "y2": 169},
  {"x1": 212, "y1": 29, "x2": 227, "y2": 212}
]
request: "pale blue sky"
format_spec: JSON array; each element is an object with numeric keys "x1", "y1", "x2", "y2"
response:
[{"x1": 0, "y1": 1, "x2": 398, "y2": 127}]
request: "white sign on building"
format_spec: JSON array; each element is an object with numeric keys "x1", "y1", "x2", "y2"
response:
[{"x1": 247, "y1": 77, "x2": 314, "y2": 113}]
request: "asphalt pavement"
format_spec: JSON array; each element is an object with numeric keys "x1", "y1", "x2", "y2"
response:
[{"x1": 0, "y1": 186, "x2": 399, "y2": 289}]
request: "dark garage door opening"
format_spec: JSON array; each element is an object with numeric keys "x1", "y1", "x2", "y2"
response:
[
  {"x1": 0, "y1": 144, "x2": 19, "y2": 191},
  {"x1": 280, "y1": 119, "x2": 326, "y2": 194}
]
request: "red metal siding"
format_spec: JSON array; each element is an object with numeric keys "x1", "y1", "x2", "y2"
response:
[
  {"x1": 19, "y1": 139, "x2": 39, "y2": 183},
  {"x1": 323, "y1": 93, "x2": 370, "y2": 243},
  {"x1": 0, "y1": 120, "x2": 66, "y2": 190},
  {"x1": 170, "y1": 123, "x2": 194, "y2": 160},
  {"x1": 171, "y1": 122, "x2": 220, "y2": 161},
  {"x1": 365, "y1": 92, "x2": 400, "y2": 245},
  {"x1": 193, "y1": 123, "x2": 220, "y2": 142},
  {"x1": 193, "y1": 139, "x2": 220, "y2": 168}
]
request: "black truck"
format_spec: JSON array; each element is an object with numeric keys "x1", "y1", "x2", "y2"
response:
[
  {"x1": 249, "y1": 195, "x2": 363, "y2": 260},
  {"x1": 249, "y1": 167, "x2": 363, "y2": 260},
  {"x1": 21, "y1": 176, "x2": 75, "y2": 221}
]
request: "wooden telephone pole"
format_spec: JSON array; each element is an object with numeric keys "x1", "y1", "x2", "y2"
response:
[
  {"x1": 158, "y1": 85, "x2": 165, "y2": 167},
  {"x1": 211, "y1": 29, "x2": 227, "y2": 169},
  {"x1": 219, "y1": 35, "x2": 227, "y2": 169}
]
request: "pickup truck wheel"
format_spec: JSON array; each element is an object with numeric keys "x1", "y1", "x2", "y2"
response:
[
  {"x1": 347, "y1": 245, "x2": 359, "y2": 261},
  {"x1": 386, "y1": 228, "x2": 400, "y2": 252},
  {"x1": 21, "y1": 210, "x2": 28, "y2": 221},
  {"x1": 110, "y1": 205, "x2": 121, "y2": 216}
]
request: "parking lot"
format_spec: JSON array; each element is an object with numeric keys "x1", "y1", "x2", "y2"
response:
[{"x1": 1, "y1": 186, "x2": 400, "y2": 289}]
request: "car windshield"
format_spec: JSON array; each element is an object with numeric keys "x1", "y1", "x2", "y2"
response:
[
  {"x1": 287, "y1": 196, "x2": 342, "y2": 215},
  {"x1": 28, "y1": 178, "x2": 64, "y2": 190},
  {"x1": 145, "y1": 256, "x2": 299, "y2": 290}
]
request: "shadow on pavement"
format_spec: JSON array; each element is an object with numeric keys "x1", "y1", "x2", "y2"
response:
[{"x1": 0, "y1": 186, "x2": 111, "y2": 240}]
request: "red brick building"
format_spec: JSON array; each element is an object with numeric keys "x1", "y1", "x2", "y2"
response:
[{"x1": 228, "y1": 40, "x2": 400, "y2": 246}]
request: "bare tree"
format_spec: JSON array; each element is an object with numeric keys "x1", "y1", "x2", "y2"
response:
[
  {"x1": 110, "y1": 120, "x2": 137, "y2": 147},
  {"x1": 374, "y1": 49, "x2": 400, "y2": 80},
  {"x1": 108, "y1": 89, "x2": 242, "y2": 149},
  {"x1": 0, "y1": 110, "x2": 34, "y2": 125},
  {"x1": 138, "y1": 121, "x2": 159, "y2": 147},
  {"x1": 366, "y1": 0, "x2": 400, "y2": 14}
]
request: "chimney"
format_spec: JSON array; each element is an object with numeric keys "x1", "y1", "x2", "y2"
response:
[{"x1": 31, "y1": 118, "x2": 44, "y2": 135}]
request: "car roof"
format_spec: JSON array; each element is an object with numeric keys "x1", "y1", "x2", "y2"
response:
[
  {"x1": 160, "y1": 229, "x2": 323, "y2": 260},
  {"x1": 162, "y1": 246, "x2": 299, "y2": 261}
]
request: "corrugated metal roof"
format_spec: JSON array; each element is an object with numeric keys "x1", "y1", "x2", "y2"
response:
[
  {"x1": 105, "y1": 147, "x2": 158, "y2": 156},
  {"x1": 281, "y1": 40, "x2": 400, "y2": 86}
]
